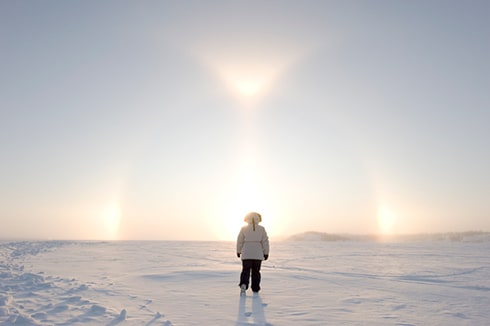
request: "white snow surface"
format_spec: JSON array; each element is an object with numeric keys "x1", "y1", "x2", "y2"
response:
[{"x1": 1, "y1": 239, "x2": 489, "y2": 325}]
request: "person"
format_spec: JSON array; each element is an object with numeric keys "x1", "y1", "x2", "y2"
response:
[{"x1": 236, "y1": 212, "x2": 270, "y2": 295}]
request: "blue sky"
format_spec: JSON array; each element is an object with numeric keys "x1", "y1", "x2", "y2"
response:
[{"x1": 1, "y1": 1, "x2": 489, "y2": 240}]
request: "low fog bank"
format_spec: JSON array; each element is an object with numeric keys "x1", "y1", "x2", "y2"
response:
[{"x1": 287, "y1": 231, "x2": 490, "y2": 243}]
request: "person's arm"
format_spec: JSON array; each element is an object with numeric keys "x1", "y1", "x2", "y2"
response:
[
  {"x1": 261, "y1": 228, "x2": 270, "y2": 260},
  {"x1": 236, "y1": 228, "x2": 245, "y2": 257}
]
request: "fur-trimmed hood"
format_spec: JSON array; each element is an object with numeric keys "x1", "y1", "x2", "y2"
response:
[{"x1": 244, "y1": 212, "x2": 262, "y2": 224}]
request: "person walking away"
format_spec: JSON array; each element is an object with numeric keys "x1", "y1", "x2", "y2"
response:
[{"x1": 236, "y1": 212, "x2": 269, "y2": 295}]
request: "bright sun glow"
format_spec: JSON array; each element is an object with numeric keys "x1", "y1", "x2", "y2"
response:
[
  {"x1": 101, "y1": 202, "x2": 121, "y2": 240},
  {"x1": 194, "y1": 44, "x2": 304, "y2": 100},
  {"x1": 219, "y1": 168, "x2": 277, "y2": 241},
  {"x1": 235, "y1": 79, "x2": 264, "y2": 97},
  {"x1": 217, "y1": 63, "x2": 278, "y2": 99},
  {"x1": 377, "y1": 205, "x2": 396, "y2": 235}
]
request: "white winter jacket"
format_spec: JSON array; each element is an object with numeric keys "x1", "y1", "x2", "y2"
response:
[{"x1": 236, "y1": 223, "x2": 270, "y2": 260}]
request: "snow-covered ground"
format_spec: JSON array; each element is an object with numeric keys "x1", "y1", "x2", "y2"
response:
[{"x1": 1, "y1": 239, "x2": 489, "y2": 325}]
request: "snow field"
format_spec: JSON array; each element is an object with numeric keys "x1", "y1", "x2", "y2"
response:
[{"x1": 1, "y1": 239, "x2": 489, "y2": 325}]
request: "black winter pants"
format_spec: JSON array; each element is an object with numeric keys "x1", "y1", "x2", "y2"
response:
[{"x1": 240, "y1": 259, "x2": 262, "y2": 292}]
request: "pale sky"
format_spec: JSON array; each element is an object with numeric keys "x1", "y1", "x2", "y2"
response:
[{"x1": 1, "y1": 1, "x2": 489, "y2": 241}]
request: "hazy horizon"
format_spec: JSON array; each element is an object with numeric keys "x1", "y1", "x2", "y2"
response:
[
  {"x1": 1, "y1": 229, "x2": 489, "y2": 243},
  {"x1": 1, "y1": 1, "x2": 489, "y2": 241}
]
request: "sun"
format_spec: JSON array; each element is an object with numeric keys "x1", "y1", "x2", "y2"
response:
[
  {"x1": 194, "y1": 46, "x2": 299, "y2": 101},
  {"x1": 217, "y1": 63, "x2": 276, "y2": 99},
  {"x1": 221, "y1": 191, "x2": 262, "y2": 241},
  {"x1": 377, "y1": 205, "x2": 396, "y2": 235},
  {"x1": 101, "y1": 202, "x2": 121, "y2": 240},
  {"x1": 235, "y1": 78, "x2": 264, "y2": 97},
  {"x1": 216, "y1": 185, "x2": 281, "y2": 241},
  {"x1": 218, "y1": 169, "x2": 276, "y2": 241}
]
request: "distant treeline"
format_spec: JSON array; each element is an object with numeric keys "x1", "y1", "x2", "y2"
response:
[{"x1": 287, "y1": 231, "x2": 490, "y2": 242}]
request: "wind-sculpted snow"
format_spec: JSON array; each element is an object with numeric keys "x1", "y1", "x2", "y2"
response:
[
  {"x1": 1, "y1": 240, "x2": 489, "y2": 325},
  {"x1": 0, "y1": 241, "x2": 133, "y2": 325}
]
